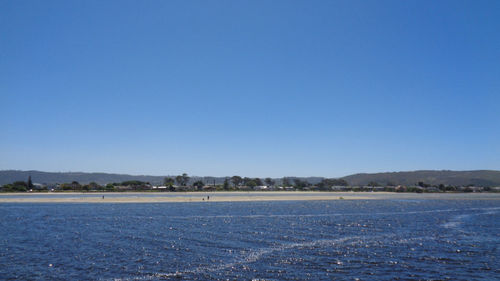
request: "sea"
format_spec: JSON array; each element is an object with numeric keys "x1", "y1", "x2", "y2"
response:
[{"x1": 0, "y1": 199, "x2": 499, "y2": 280}]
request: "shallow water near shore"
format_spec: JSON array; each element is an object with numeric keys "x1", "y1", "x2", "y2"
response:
[{"x1": 1, "y1": 200, "x2": 499, "y2": 280}]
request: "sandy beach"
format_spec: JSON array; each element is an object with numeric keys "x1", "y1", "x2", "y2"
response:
[{"x1": 0, "y1": 191, "x2": 499, "y2": 203}]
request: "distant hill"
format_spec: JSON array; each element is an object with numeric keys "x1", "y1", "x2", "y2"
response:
[
  {"x1": 341, "y1": 170, "x2": 500, "y2": 187},
  {"x1": 0, "y1": 170, "x2": 166, "y2": 185},
  {"x1": 1, "y1": 170, "x2": 500, "y2": 187},
  {"x1": 0, "y1": 170, "x2": 323, "y2": 186}
]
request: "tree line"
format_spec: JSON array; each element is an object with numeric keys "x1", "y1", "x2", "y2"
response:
[
  {"x1": 0, "y1": 174, "x2": 349, "y2": 192},
  {"x1": 1, "y1": 174, "x2": 495, "y2": 193}
]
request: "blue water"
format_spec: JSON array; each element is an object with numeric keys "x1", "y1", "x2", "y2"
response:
[{"x1": 0, "y1": 200, "x2": 499, "y2": 280}]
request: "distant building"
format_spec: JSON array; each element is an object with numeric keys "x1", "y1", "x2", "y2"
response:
[
  {"x1": 331, "y1": 186, "x2": 350, "y2": 191},
  {"x1": 202, "y1": 185, "x2": 216, "y2": 191},
  {"x1": 395, "y1": 185, "x2": 406, "y2": 192},
  {"x1": 33, "y1": 183, "x2": 46, "y2": 190},
  {"x1": 425, "y1": 186, "x2": 441, "y2": 192},
  {"x1": 115, "y1": 185, "x2": 132, "y2": 191}
]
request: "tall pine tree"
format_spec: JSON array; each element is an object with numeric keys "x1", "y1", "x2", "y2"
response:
[{"x1": 27, "y1": 176, "x2": 33, "y2": 188}]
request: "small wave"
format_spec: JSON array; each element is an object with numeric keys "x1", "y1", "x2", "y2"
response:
[
  {"x1": 441, "y1": 214, "x2": 472, "y2": 230},
  {"x1": 480, "y1": 209, "x2": 499, "y2": 215},
  {"x1": 160, "y1": 235, "x2": 391, "y2": 278},
  {"x1": 442, "y1": 208, "x2": 500, "y2": 230},
  {"x1": 159, "y1": 207, "x2": 488, "y2": 220},
  {"x1": 110, "y1": 271, "x2": 184, "y2": 281},
  {"x1": 107, "y1": 233, "x2": 433, "y2": 281},
  {"x1": 135, "y1": 236, "x2": 364, "y2": 279},
  {"x1": 442, "y1": 221, "x2": 461, "y2": 229}
]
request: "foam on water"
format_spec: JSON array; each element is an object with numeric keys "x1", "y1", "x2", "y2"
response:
[
  {"x1": 442, "y1": 214, "x2": 471, "y2": 229},
  {"x1": 154, "y1": 206, "x2": 500, "y2": 220},
  {"x1": 441, "y1": 207, "x2": 500, "y2": 230},
  {"x1": 152, "y1": 233, "x2": 448, "y2": 280},
  {"x1": 145, "y1": 236, "x2": 366, "y2": 279}
]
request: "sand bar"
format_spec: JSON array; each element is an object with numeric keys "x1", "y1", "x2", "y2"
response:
[{"x1": 1, "y1": 192, "x2": 499, "y2": 203}]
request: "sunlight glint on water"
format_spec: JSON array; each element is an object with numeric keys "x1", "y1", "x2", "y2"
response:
[{"x1": 0, "y1": 200, "x2": 498, "y2": 280}]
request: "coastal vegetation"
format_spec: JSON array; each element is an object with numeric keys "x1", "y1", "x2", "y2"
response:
[
  {"x1": 1, "y1": 173, "x2": 498, "y2": 193},
  {"x1": 3, "y1": 170, "x2": 500, "y2": 188}
]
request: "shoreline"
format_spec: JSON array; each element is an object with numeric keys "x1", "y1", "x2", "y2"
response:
[{"x1": 1, "y1": 191, "x2": 499, "y2": 203}]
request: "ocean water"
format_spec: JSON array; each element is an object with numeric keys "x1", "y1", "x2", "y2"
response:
[{"x1": 0, "y1": 200, "x2": 498, "y2": 280}]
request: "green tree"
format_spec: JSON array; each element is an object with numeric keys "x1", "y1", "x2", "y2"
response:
[
  {"x1": 163, "y1": 177, "x2": 175, "y2": 192},
  {"x1": 223, "y1": 178, "x2": 230, "y2": 190},
  {"x1": 231, "y1": 176, "x2": 242, "y2": 187},
  {"x1": 417, "y1": 181, "x2": 432, "y2": 188},
  {"x1": 8, "y1": 181, "x2": 28, "y2": 192},
  {"x1": 193, "y1": 180, "x2": 204, "y2": 191},
  {"x1": 246, "y1": 180, "x2": 257, "y2": 189},
  {"x1": 243, "y1": 177, "x2": 251, "y2": 186},
  {"x1": 282, "y1": 177, "x2": 291, "y2": 186},
  {"x1": 445, "y1": 185, "x2": 456, "y2": 191},
  {"x1": 27, "y1": 176, "x2": 33, "y2": 188},
  {"x1": 71, "y1": 181, "x2": 81, "y2": 190},
  {"x1": 13, "y1": 181, "x2": 27, "y2": 187},
  {"x1": 254, "y1": 178, "x2": 263, "y2": 186},
  {"x1": 176, "y1": 173, "x2": 190, "y2": 186},
  {"x1": 264, "y1": 178, "x2": 275, "y2": 186},
  {"x1": 1, "y1": 184, "x2": 14, "y2": 192},
  {"x1": 243, "y1": 177, "x2": 262, "y2": 187},
  {"x1": 88, "y1": 182, "x2": 100, "y2": 190},
  {"x1": 163, "y1": 177, "x2": 175, "y2": 186},
  {"x1": 121, "y1": 180, "x2": 145, "y2": 186},
  {"x1": 183, "y1": 173, "x2": 190, "y2": 186},
  {"x1": 61, "y1": 183, "x2": 72, "y2": 191},
  {"x1": 318, "y1": 178, "x2": 349, "y2": 188},
  {"x1": 293, "y1": 178, "x2": 310, "y2": 189}
]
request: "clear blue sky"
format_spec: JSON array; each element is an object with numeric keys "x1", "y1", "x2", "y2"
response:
[{"x1": 1, "y1": 0, "x2": 499, "y2": 177}]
